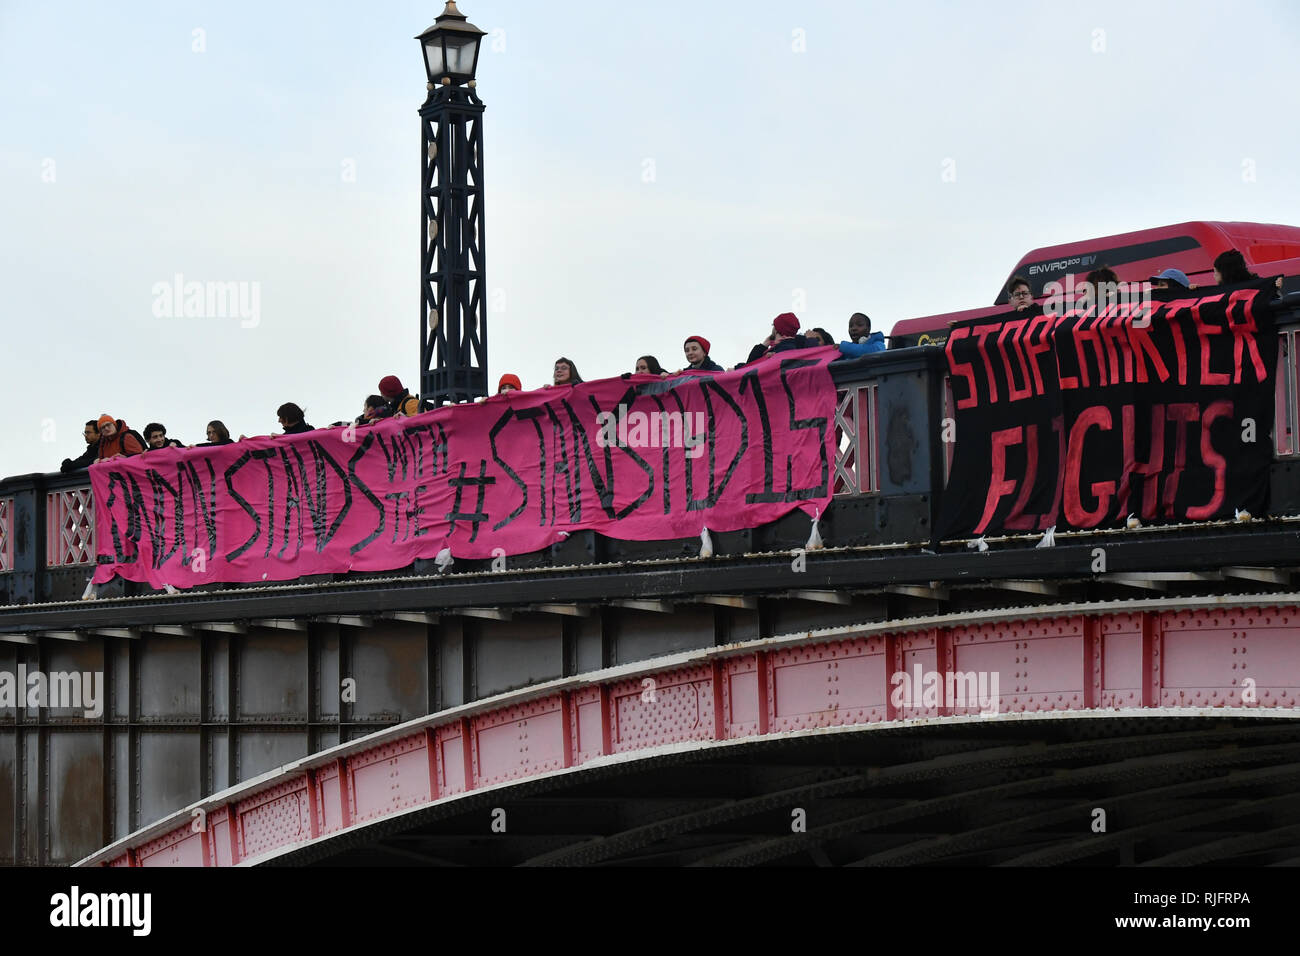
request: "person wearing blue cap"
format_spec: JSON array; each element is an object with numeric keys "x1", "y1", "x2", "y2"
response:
[{"x1": 1148, "y1": 268, "x2": 1190, "y2": 291}]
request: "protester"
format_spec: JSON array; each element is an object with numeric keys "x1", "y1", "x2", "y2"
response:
[
  {"x1": 378, "y1": 376, "x2": 421, "y2": 418},
  {"x1": 498, "y1": 374, "x2": 522, "y2": 394},
  {"x1": 194, "y1": 421, "x2": 233, "y2": 447},
  {"x1": 766, "y1": 313, "x2": 809, "y2": 356},
  {"x1": 744, "y1": 336, "x2": 775, "y2": 365},
  {"x1": 839, "y1": 313, "x2": 887, "y2": 358},
  {"x1": 552, "y1": 358, "x2": 583, "y2": 386},
  {"x1": 355, "y1": 395, "x2": 391, "y2": 426},
  {"x1": 277, "y1": 403, "x2": 313, "y2": 435},
  {"x1": 635, "y1": 356, "x2": 666, "y2": 375},
  {"x1": 1080, "y1": 267, "x2": 1121, "y2": 310},
  {"x1": 804, "y1": 327, "x2": 834, "y2": 347},
  {"x1": 143, "y1": 423, "x2": 184, "y2": 451},
  {"x1": 1007, "y1": 276, "x2": 1035, "y2": 311},
  {"x1": 60, "y1": 421, "x2": 100, "y2": 473},
  {"x1": 1213, "y1": 249, "x2": 1256, "y2": 285},
  {"x1": 93, "y1": 415, "x2": 145, "y2": 463},
  {"x1": 1148, "y1": 268, "x2": 1190, "y2": 291},
  {"x1": 682, "y1": 336, "x2": 724, "y2": 372}
]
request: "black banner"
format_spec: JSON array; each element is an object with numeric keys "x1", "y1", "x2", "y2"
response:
[{"x1": 938, "y1": 278, "x2": 1279, "y2": 538}]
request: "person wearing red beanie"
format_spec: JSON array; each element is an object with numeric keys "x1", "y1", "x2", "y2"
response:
[
  {"x1": 378, "y1": 375, "x2": 421, "y2": 417},
  {"x1": 682, "y1": 336, "x2": 723, "y2": 373},
  {"x1": 498, "y1": 373, "x2": 522, "y2": 393},
  {"x1": 772, "y1": 313, "x2": 800, "y2": 338},
  {"x1": 741, "y1": 313, "x2": 810, "y2": 367}
]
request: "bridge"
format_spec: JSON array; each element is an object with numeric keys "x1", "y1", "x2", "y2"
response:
[{"x1": 4, "y1": 316, "x2": 1300, "y2": 865}]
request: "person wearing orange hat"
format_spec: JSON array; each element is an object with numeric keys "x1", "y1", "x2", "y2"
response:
[
  {"x1": 682, "y1": 336, "x2": 723, "y2": 372},
  {"x1": 93, "y1": 414, "x2": 145, "y2": 463},
  {"x1": 497, "y1": 373, "x2": 522, "y2": 394},
  {"x1": 379, "y1": 375, "x2": 421, "y2": 417}
]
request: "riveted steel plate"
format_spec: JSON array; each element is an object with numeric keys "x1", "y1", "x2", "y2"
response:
[{"x1": 472, "y1": 694, "x2": 566, "y2": 787}]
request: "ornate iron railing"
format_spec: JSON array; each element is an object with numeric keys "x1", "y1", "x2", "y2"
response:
[{"x1": 46, "y1": 486, "x2": 95, "y2": 567}]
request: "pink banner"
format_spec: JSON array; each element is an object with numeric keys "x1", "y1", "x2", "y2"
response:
[{"x1": 91, "y1": 349, "x2": 839, "y2": 589}]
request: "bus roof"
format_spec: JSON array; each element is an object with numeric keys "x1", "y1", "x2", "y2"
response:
[{"x1": 890, "y1": 221, "x2": 1300, "y2": 347}]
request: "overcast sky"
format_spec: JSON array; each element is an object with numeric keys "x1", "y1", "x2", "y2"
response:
[{"x1": 3, "y1": 0, "x2": 1299, "y2": 478}]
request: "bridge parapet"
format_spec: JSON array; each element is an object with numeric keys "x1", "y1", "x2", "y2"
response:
[
  {"x1": 0, "y1": 348, "x2": 955, "y2": 606},
  {"x1": 7, "y1": 309, "x2": 1300, "y2": 607}
]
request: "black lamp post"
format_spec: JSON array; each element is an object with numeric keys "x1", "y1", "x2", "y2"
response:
[{"x1": 417, "y1": 2, "x2": 489, "y2": 406}]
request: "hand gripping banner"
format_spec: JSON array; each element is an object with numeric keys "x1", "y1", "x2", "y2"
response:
[
  {"x1": 938, "y1": 278, "x2": 1279, "y2": 538},
  {"x1": 91, "y1": 350, "x2": 839, "y2": 589}
]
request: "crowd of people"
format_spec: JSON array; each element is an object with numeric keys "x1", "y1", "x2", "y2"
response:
[
  {"x1": 60, "y1": 314, "x2": 888, "y2": 471},
  {"x1": 508, "y1": 311, "x2": 886, "y2": 396},
  {"x1": 59, "y1": 246, "x2": 1290, "y2": 474},
  {"x1": 1003, "y1": 248, "x2": 1281, "y2": 315},
  {"x1": 59, "y1": 375, "x2": 428, "y2": 471}
]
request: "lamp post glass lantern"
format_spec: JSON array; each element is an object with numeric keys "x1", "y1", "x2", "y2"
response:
[
  {"x1": 418, "y1": 1, "x2": 489, "y2": 406},
  {"x1": 417, "y1": 1, "x2": 486, "y2": 86}
]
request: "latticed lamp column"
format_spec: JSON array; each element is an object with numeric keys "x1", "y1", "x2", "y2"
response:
[{"x1": 417, "y1": 1, "x2": 488, "y2": 405}]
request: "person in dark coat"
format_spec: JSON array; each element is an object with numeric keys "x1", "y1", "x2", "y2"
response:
[
  {"x1": 681, "y1": 336, "x2": 724, "y2": 372},
  {"x1": 194, "y1": 421, "x2": 234, "y2": 448},
  {"x1": 551, "y1": 358, "x2": 583, "y2": 386},
  {"x1": 143, "y1": 423, "x2": 184, "y2": 451},
  {"x1": 61, "y1": 421, "x2": 100, "y2": 473},
  {"x1": 379, "y1": 376, "x2": 421, "y2": 417},
  {"x1": 767, "y1": 312, "x2": 808, "y2": 355},
  {"x1": 277, "y1": 403, "x2": 314, "y2": 435}
]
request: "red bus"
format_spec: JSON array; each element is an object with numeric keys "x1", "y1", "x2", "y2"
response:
[{"x1": 889, "y1": 221, "x2": 1300, "y2": 348}]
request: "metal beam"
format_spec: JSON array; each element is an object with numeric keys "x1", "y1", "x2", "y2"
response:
[
  {"x1": 384, "y1": 612, "x2": 441, "y2": 625},
  {"x1": 787, "y1": 590, "x2": 852, "y2": 605},
  {"x1": 1103, "y1": 571, "x2": 1222, "y2": 584},
  {"x1": 0, "y1": 634, "x2": 36, "y2": 645},
  {"x1": 1099, "y1": 574, "x2": 1166, "y2": 591},
  {"x1": 1221, "y1": 566, "x2": 1291, "y2": 585},
  {"x1": 192, "y1": 622, "x2": 248, "y2": 634},
  {"x1": 533, "y1": 604, "x2": 592, "y2": 618},
  {"x1": 251, "y1": 618, "x2": 308, "y2": 631},
  {"x1": 458, "y1": 608, "x2": 512, "y2": 621},
  {"x1": 887, "y1": 585, "x2": 950, "y2": 601},
  {"x1": 40, "y1": 630, "x2": 89, "y2": 642},
  {"x1": 146, "y1": 625, "x2": 197, "y2": 637},
  {"x1": 986, "y1": 580, "x2": 1058, "y2": 596},
  {"x1": 10, "y1": 530, "x2": 1300, "y2": 632},
  {"x1": 84, "y1": 628, "x2": 137, "y2": 640},
  {"x1": 317, "y1": 616, "x2": 372, "y2": 628},
  {"x1": 693, "y1": 595, "x2": 758, "y2": 610},
  {"x1": 612, "y1": 600, "x2": 675, "y2": 614}
]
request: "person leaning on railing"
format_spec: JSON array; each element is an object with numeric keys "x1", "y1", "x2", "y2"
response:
[
  {"x1": 838, "y1": 312, "x2": 886, "y2": 358},
  {"x1": 60, "y1": 420, "x2": 100, "y2": 473},
  {"x1": 92, "y1": 415, "x2": 145, "y2": 464}
]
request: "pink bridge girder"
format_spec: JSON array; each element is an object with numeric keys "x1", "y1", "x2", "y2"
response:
[{"x1": 85, "y1": 600, "x2": 1300, "y2": 867}]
